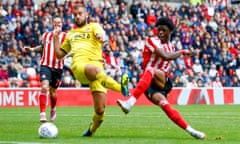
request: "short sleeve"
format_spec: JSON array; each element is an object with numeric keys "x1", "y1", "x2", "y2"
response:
[
  {"x1": 61, "y1": 33, "x2": 71, "y2": 53},
  {"x1": 92, "y1": 23, "x2": 105, "y2": 36},
  {"x1": 145, "y1": 37, "x2": 162, "y2": 52}
]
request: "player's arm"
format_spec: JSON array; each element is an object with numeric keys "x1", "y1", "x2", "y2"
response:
[
  {"x1": 94, "y1": 23, "x2": 106, "y2": 43},
  {"x1": 155, "y1": 48, "x2": 191, "y2": 60},
  {"x1": 23, "y1": 44, "x2": 43, "y2": 52},
  {"x1": 53, "y1": 27, "x2": 68, "y2": 59},
  {"x1": 96, "y1": 33, "x2": 106, "y2": 43}
]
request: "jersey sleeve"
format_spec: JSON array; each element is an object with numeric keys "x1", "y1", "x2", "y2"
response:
[
  {"x1": 92, "y1": 23, "x2": 105, "y2": 37},
  {"x1": 60, "y1": 32, "x2": 67, "y2": 44},
  {"x1": 40, "y1": 32, "x2": 48, "y2": 46},
  {"x1": 145, "y1": 37, "x2": 162, "y2": 52},
  {"x1": 60, "y1": 32, "x2": 71, "y2": 53}
]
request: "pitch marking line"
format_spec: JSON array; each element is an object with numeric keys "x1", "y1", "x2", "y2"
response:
[{"x1": 0, "y1": 141, "x2": 58, "y2": 144}]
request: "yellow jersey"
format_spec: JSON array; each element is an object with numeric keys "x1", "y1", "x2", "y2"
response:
[{"x1": 61, "y1": 22, "x2": 105, "y2": 66}]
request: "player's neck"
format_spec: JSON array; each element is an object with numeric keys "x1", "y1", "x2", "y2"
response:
[
  {"x1": 161, "y1": 40, "x2": 169, "y2": 44},
  {"x1": 75, "y1": 22, "x2": 87, "y2": 28},
  {"x1": 159, "y1": 37, "x2": 169, "y2": 44},
  {"x1": 76, "y1": 24, "x2": 86, "y2": 29}
]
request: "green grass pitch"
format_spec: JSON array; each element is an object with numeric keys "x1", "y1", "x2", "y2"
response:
[{"x1": 0, "y1": 105, "x2": 239, "y2": 144}]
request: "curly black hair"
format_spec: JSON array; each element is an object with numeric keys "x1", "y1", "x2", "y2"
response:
[{"x1": 155, "y1": 17, "x2": 175, "y2": 32}]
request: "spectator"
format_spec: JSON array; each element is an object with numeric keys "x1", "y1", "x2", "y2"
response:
[
  {"x1": 9, "y1": 77, "x2": 18, "y2": 87},
  {"x1": 136, "y1": 18, "x2": 147, "y2": 33},
  {"x1": 197, "y1": 78, "x2": 204, "y2": 87},
  {"x1": 146, "y1": 9, "x2": 156, "y2": 27},
  {"x1": 105, "y1": 51, "x2": 119, "y2": 69},
  {"x1": 192, "y1": 59, "x2": 203, "y2": 74},
  {"x1": 61, "y1": 70, "x2": 74, "y2": 87},
  {"x1": 0, "y1": 0, "x2": 239, "y2": 88},
  {"x1": 231, "y1": 76, "x2": 240, "y2": 87},
  {"x1": 187, "y1": 77, "x2": 198, "y2": 87},
  {"x1": 117, "y1": 53, "x2": 125, "y2": 69},
  {"x1": 212, "y1": 76, "x2": 223, "y2": 87},
  {"x1": 0, "y1": 64, "x2": 9, "y2": 81},
  {"x1": 21, "y1": 54, "x2": 32, "y2": 68},
  {"x1": 8, "y1": 62, "x2": 18, "y2": 79},
  {"x1": 130, "y1": 0, "x2": 139, "y2": 19},
  {"x1": 208, "y1": 64, "x2": 218, "y2": 79}
]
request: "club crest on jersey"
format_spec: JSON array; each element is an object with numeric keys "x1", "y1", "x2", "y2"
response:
[
  {"x1": 42, "y1": 74, "x2": 46, "y2": 79},
  {"x1": 85, "y1": 28, "x2": 91, "y2": 32}
]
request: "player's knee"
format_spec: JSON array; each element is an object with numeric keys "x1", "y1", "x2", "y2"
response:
[
  {"x1": 49, "y1": 90, "x2": 56, "y2": 97},
  {"x1": 41, "y1": 82, "x2": 49, "y2": 92},
  {"x1": 85, "y1": 65, "x2": 103, "y2": 81},
  {"x1": 95, "y1": 108, "x2": 105, "y2": 115}
]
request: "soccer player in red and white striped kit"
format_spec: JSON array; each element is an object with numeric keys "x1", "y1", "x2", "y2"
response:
[
  {"x1": 24, "y1": 16, "x2": 66, "y2": 122},
  {"x1": 117, "y1": 17, "x2": 206, "y2": 139}
]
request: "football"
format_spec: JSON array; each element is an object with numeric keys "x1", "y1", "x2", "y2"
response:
[{"x1": 38, "y1": 122, "x2": 58, "y2": 138}]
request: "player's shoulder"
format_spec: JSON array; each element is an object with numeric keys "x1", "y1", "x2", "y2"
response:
[
  {"x1": 88, "y1": 22, "x2": 100, "y2": 26},
  {"x1": 149, "y1": 36, "x2": 159, "y2": 41},
  {"x1": 42, "y1": 31, "x2": 55, "y2": 40},
  {"x1": 60, "y1": 31, "x2": 67, "y2": 36},
  {"x1": 42, "y1": 31, "x2": 51, "y2": 37},
  {"x1": 88, "y1": 22, "x2": 102, "y2": 28},
  {"x1": 147, "y1": 36, "x2": 160, "y2": 43}
]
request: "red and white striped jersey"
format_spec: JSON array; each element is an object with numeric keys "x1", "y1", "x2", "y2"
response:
[
  {"x1": 142, "y1": 36, "x2": 175, "y2": 75},
  {"x1": 210, "y1": 0, "x2": 229, "y2": 6},
  {"x1": 40, "y1": 31, "x2": 66, "y2": 69}
]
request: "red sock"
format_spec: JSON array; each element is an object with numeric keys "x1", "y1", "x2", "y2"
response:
[
  {"x1": 159, "y1": 100, "x2": 188, "y2": 129},
  {"x1": 132, "y1": 68, "x2": 153, "y2": 99},
  {"x1": 50, "y1": 96, "x2": 57, "y2": 109},
  {"x1": 39, "y1": 91, "x2": 47, "y2": 113}
]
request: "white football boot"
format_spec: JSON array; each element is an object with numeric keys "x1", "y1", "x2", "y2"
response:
[
  {"x1": 117, "y1": 99, "x2": 133, "y2": 114},
  {"x1": 190, "y1": 130, "x2": 206, "y2": 139}
]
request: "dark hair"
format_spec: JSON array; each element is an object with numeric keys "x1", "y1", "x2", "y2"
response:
[
  {"x1": 155, "y1": 17, "x2": 175, "y2": 31},
  {"x1": 73, "y1": 4, "x2": 85, "y2": 11},
  {"x1": 52, "y1": 15, "x2": 61, "y2": 20}
]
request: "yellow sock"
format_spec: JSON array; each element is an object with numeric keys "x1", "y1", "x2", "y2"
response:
[
  {"x1": 90, "y1": 112, "x2": 105, "y2": 133},
  {"x1": 96, "y1": 71, "x2": 121, "y2": 92}
]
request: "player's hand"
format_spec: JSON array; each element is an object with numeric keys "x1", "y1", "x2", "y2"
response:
[
  {"x1": 23, "y1": 46, "x2": 32, "y2": 52},
  {"x1": 96, "y1": 34, "x2": 106, "y2": 43},
  {"x1": 53, "y1": 26, "x2": 61, "y2": 36},
  {"x1": 181, "y1": 49, "x2": 192, "y2": 56}
]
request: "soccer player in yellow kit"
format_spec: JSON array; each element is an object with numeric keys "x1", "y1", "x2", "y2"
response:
[{"x1": 53, "y1": 4, "x2": 129, "y2": 136}]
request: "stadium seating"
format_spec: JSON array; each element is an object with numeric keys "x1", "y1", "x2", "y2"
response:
[
  {"x1": 28, "y1": 74, "x2": 40, "y2": 81},
  {"x1": 0, "y1": 0, "x2": 239, "y2": 88},
  {"x1": 29, "y1": 80, "x2": 41, "y2": 87},
  {"x1": 0, "y1": 81, "x2": 10, "y2": 88}
]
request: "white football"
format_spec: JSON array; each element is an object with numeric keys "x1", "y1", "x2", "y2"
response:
[{"x1": 38, "y1": 122, "x2": 58, "y2": 138}]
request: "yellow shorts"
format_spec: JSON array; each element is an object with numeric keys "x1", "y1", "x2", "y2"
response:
[{"x1": 71, "y1": 60, "x2": 107, "y2": 93}]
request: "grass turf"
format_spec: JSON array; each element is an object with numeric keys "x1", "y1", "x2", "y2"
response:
[{"x1": 0, "y1": 105, "x2": 239, "y2": 144}]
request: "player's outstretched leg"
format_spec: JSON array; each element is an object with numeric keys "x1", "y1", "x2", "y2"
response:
[
  {"x1": 159, "y1": 99, "x2": 206, "y2": 139},
  {"x1": 117, "y1": 68, "x2": 155, "y2": 113},
  {"x1": 95, "y1": 71, "x2": 129, "y2": 96},
  {"x1": 117, "y1": 96, "x2": 136, "y2": 114},
  {"x1": 186, "y1": 126, "x2": 206, "y2": 139},
  {"x1": 82, "y1": 122, "x2": 93, "y2": 137},
  {"x1": 82, "y1": 112, "x2": 105, "y2": 137}
]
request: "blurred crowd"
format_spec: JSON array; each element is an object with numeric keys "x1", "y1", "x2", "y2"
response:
[{"x1": 0, "y1": 0, "x2": 239, "y2": 88}]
